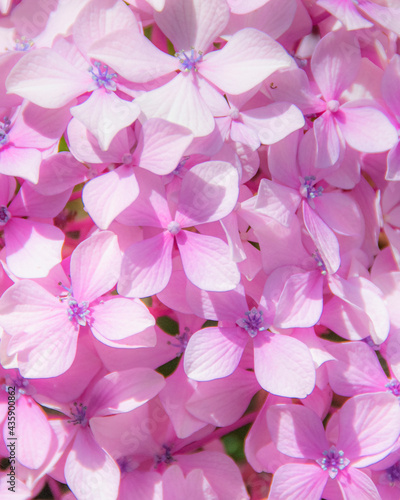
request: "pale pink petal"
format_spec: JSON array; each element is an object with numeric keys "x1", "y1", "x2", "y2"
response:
[
  {"x1": 9, "y1": 325, "x2": 79, "y2": 379},
  {"x1": 87, "y1": 368, "x2": 165, "y2": 417},
  {"x1": 316, "y1": 0, "x2": 373, "y2": 30},
  {"x1": 89, "y1": 30, "x2": 178, "y2": 83},
  {"x1": 254, "y1": 333, "x2": 315, "y2": 398},
  {"x1": 186, "y1": 283, "x2": 248, "y2": 322},
  {"x1": 65, "y1": 429, "x2": 120, "y2": 500},
  {"x1": 200, "y1": 28, "x2": 293, "y2": 95},
  {"x1": 267, "y1": 404, "x2": 328, "y2": 458},
  {"x1": 313, "y1": 111, "x2": 343, "y2": 169},
  {"x1": 159, "y1": 363, "x2": 207, "y2": 439},
  {"x1": 273, "y1": 271, "x2": 323, "y2": 328},
  {"x1": 357, "y1": 1, "x2": 400, "y2": 35},
  {"x1": 70, "y1": 231, "x2": 121, "y2": 303},
  {"x1": 241, "y1": 102, "x2": 305, "y2": 146},
  {"x1": 12, "y1": 102, "x2": 72, "y2": 150},
  {"x1": 118, "y1": 232, "x2": 174, "y2": 297},
  {"x1": 136, "y1": 72, "x2": 216, "y2": 137},
  {"x1": 5, "y1": 218, "x2": 64, "y2": 278},
  {"x1": 302, "y1": 201, "x2": 340, "y2": 275},
  {"x1": 0, "y1": 280, "x2": 68, "y2": 336},
  {"x1": 267, "y1": 130, "x2": 301, "y2": 188},
  {"x1": 184, "y1": 327, "x2": 248, "y2": 381},
  {"x1": 90, "y1": 297, "x2": 155, "y2": 341},
  {"x1": 15, "y1": 396, "x2": 52, "y2": 469},
  {"x1": 154, "y1": 0, "x2": 230, "y2": 52},
  {"x1": 73, "y1": 0, "x2": 139, "y2": 55},
  {"x1": 326, "y1": 275, "x2": 390, "y2": 345},
  {"x1": 337, "y1": 392, "x2": 400, "y2": 462},
  {"x1": 177, "y1": 451, "x2": 249, "y2": 500},
  {"x1": 186, "y1": 368, "x2": 260, "y2": 427},
  {"x1": 229, "y1": 120, "x2": 260, "y2": 150},
  {"x1": 226, "y1": 0, "x2": 271, "y2": 14},
  {"x1": 0, "y1": 146, "x2": 41, "y2": 184},
  {"x1": 382, "y1": 54, "x2": 400, "y2": 116},
  {"x1": 387, "y1": 143, "x2": 400, "y2": 182},
  {"x1": 314, "y1": 191, "x2": 364, "y2": 238},
  {"x1": 177, "y1": 231, "x2": 240, "y2": 292},
  {"x1": 132, "y1": 118, "x2": 193, "y2": 175},
  {"x1": 163, "y1": 466, "x2": 214, "y2": 500},
  {"x1": 326, "y1": 341, "x2": 388, "y2": 396},
  {"x1": 311, "y1": 31, "x2": 360, "y2": 101},
  {"x1": 71, "y1": 90, "x2": 140, "y2": 151},
  {"x1": 116, "y1": 169, "x2": 171, "y2": 229},
  {"x1": 264, "y1": 68, "x2": 325, "y2": 115},
  {"x1": 175, "y1": 161, "x2": 239, "y2": 227},
  {"x1": 336, "y1": 105, "x2": 398, "y2": 153},
  {"x1": 337, "y1": 467, "x2": 380, "y2": 500},
  {"x1": 82, "y1": 166, "x2": 139, "y2": 229},
  {"x1": 120, "y1": 471, "x2": 162, "y2": 500},
  {"x1": 268, "y1": 464, "x2": 327, "y2": 500},
  {"x1": 224, "y1": 0, "x2": 297, "y2": 40},
  {"x1": 255, "y1": 178, "x2": 301, "y2": 227},
  {"x1": 32, "y1": 152, "x2": 89, "y2": 195},
  {"x1": 9, "y1": 182, "x2": 70, "y2": 218},
  {"x1": 6, "y1": 48, "x2": 91, "y2": 108},
  {"x1": 67, "y1": 117, "x2": 135, "y2": 164}
]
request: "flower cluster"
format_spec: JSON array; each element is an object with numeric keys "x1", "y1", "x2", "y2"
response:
[{"x1": 0, "y1": 0, "x2": 400, "y2": 499}]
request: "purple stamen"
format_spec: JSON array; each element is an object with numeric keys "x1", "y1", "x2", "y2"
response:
[
  {"x1": 0, "y1": 117, "x2": 11, "y2": 148},
  {"x1": 386, "y1": 460, "x2": 400, "y2": 486},
  {"x1": 175, "y1": 48, "x2": 203, "y2": 72},
  {"x1": 89, "y1": 61, "x2": 117, "y2": 92},
  {"x1": 2, "y1": 372, "x2": 35, "y2": 399},
  {"x1": 386, "y1": 379, "x2": 400, "y2": 398},
  {"x1": 316, "y1": 445, "x2": 350, "y2": 479},
  {"x1": 236, "y1": 308, "x2": 266, "y2": 338},
  {"x1": 14, "y1": 36, "x2": 34, "y2": 51},
  {"x1": 154, "y1": 444, "x2": 175, "y2": 468},
  {"x1": 0, "y1": 206, "x2": 11, "y2": 226},
  {"x1": 117, "y1": 456, "x2": 135, "y2": 474},
  {"x1": 312, "y1": 250, "x2": 327, "y2": 276},
  {"x1": 68, "y1": 299, "x2": 90, "y2": 326},
  {"x1": 68, "y1": 402, "x2": 88, "y2": 426},
  {"x1": 167, "y1": 327, "x2": 190, "y2": 355},
  {"x1": 300, "y1": 176, "x2": 323, "y2": 208}
]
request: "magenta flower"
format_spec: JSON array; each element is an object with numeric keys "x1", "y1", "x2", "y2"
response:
[
  {"x1": 117, "y1": 162, "x2": 241, "y2": 296},
  {"x1": 0, "y1": 231, "x2": 155, "y2": 377},
  {"x1": 266, "y1": 393, "x2": 400, "y2": 499}
]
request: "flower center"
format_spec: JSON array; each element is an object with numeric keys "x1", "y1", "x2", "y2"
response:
[
  {"x1": 68, "y1": 402, "x2": 88, "y2": 426},
  {"x1": 0, "y1": 206, "x2": 11, "y2": 226},
  {"x1": 386, "y1": 379, "x2": 400, "y2": 398},
  {"x1": 326, "y1": 100, "x2": 340, "y2": 113},
  {"x1": 316, "y1": 445, "x2": 350, "y2": 479},
  {"x1": 2, "y1": 372, "x2": 35, "y2": 399},
  {"x1": 386, "y1": 460, "x2": 400, "y2": 487},
  {"x1": 175, "y1": 48, "x2": 203, "y2": 72},
  {"x1": 155, "y1": 444, "x2": 175, "y2": 468},
  {"x1": 236, "y1": 308, "x2": 266, "y2": 338},
  {"x1": 89, "y1": 61, "x2": 117, "y2": 92},
  {"x1": 300, "y1": 176, "x2": 323, "y2": 204},
  {"x1": 68, "y1": 298, "x2": 90, "y2": 326},
  {"x1": 312, "y1": 250, "x2": 327, "y2": 275},
  {"x1": 167, "y1": 221, "x2": 181, "y2": 235},
  {"x1": 14, "y1": 36, "x2": 34, "y2": 51},
  {"x1": 117, "y1": 456, "x2": 135, "y2": 475},
  {"x1": 167, "y1": 327, "x2": 190, "y2": 355},
  {"x1": 0, "y1": 117, "x2": 11, "y2": 148}
]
